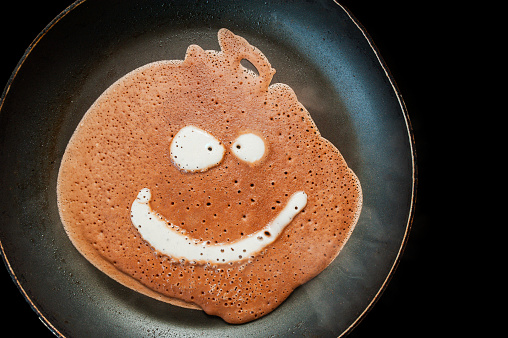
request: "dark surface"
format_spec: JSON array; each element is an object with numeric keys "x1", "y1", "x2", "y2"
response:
[{"x1": 0, "y1": 1, "x2": 439, "y2": 337}]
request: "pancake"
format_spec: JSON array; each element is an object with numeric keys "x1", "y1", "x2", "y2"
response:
[{"x1": 57, "y1": 28, "x2": 362, "y2": 324}]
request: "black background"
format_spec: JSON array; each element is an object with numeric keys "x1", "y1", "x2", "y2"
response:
[{"x1": 0, "y1": 1, "x2": 443, "y2": 337}]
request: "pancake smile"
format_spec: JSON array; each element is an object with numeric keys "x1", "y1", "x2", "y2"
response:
[{"x1": 130, "y1": 188, "x2": 307, "y2": 263}]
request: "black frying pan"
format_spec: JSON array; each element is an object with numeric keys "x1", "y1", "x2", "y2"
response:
[{"x1": 0, "y1": 1, "x2": 416, "y2": 336}]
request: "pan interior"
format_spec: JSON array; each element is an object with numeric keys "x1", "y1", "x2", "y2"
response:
[{"x1": 0, "y1": 0, "x2": 413, "y2": 336}]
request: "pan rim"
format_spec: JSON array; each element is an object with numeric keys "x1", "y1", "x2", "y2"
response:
[
  {"x1": 0, "y1": 1, "x2": 416, "y2": 336},
  {"x1": 0, "y1": 3, "x2": 88, "y2": 336},
  {"x1": 333, "y1": 1, "x2": 417, "y2": 336}
]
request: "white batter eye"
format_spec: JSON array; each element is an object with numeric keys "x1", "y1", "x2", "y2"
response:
[
  {"x1": 232, "y1": 133, "x2": 266, "y2": 164},
  {"x1": 170, "y1": 125, "x2": 225, "y2": 172}
]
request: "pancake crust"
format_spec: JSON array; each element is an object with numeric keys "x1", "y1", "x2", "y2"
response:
[{"x1": 57, "y1": 29, "x2": 362, "y2": 323}]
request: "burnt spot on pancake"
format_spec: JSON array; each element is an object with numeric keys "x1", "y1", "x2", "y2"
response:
[{"x1": 57, "y1": 29, "x2": 362, "y2": 324}]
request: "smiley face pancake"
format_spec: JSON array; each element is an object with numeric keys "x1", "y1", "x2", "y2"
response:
[{"x1": 57, "y1": 29, "x2": 362, "y2": 323}]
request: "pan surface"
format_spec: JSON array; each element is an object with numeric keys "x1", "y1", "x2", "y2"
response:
[{"x1": 0, "y1": 0, "x2": 415, "y2": 336}]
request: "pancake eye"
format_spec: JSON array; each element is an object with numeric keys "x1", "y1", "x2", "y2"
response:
[
  {"x1": 170, "y1": 125, "x2": 225, "y2": 172},
  {"x1": 232, "y1": 133, "x2": 266, "y2": 164}
]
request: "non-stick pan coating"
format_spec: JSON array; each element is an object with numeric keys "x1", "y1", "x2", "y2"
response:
[{"x1": 0, "y1": 1, "x2": 414, "y2": 336}]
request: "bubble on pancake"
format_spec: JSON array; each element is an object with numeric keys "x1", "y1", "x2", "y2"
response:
[{"x1": 57, "y1": 28, "x2": 362, "y2": 323}]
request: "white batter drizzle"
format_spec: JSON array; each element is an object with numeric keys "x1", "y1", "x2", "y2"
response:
[{"x1": 130, "y1": 188, "x2": 307, "y2": 263}]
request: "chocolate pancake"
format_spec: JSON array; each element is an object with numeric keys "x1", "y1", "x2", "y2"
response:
[{"x1": 57, "y1": 28, "x2": 362, "y2": 323}]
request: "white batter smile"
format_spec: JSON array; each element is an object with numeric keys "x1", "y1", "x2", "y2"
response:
[{"x1": 130, "y1": 188, "x2": 307, "y2": 263}]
